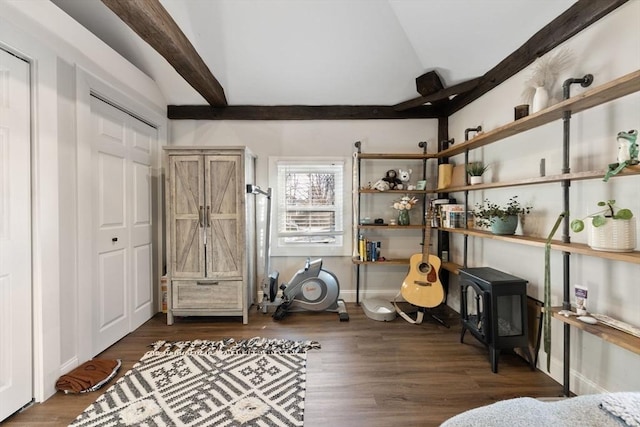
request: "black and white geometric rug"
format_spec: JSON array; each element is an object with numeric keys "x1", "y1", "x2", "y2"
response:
[{"x1": 69, "y1": 337, "x2": 320, "y2": 427}]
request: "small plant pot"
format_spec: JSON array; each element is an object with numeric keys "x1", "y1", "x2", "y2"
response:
[
  {"x1": 469, "y1": 176, "x2": 483, "y2": 185},
  {"x1": 490, "y1": 215, "x2": 518, "y2": 235},
  {"x1": 588, "y1": 217, "x2": 636, "y2": 252}
]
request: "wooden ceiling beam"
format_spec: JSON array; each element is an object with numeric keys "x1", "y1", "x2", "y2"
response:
[
  {"x1": 445, "y1": 0, "x2": 628, "y2": 115},
  {"x1": 101, "y1": 0, "x2": 227, "y2": 107},
  {"x1": 394, "y1": 77, "x2": 483, "y2": 111},
  {"x1": 168, "y1": 105, "x2": 441, "y2": 120}
]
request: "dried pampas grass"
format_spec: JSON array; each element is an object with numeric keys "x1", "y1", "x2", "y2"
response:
[{"x1": 522, "y1": 47, "x2": 573, "y2": 104}]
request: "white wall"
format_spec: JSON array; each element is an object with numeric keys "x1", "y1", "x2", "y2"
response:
[
  {"x1": 448, "y1": 2, "x2": 640, "y2": 394},
  {"x1": 0, "y1": 0, "x2": 167, "y2": 401},
  {"x1": 170, "y1": 119, "x2": 439, "y2": 302},
  {"x1": 171, "y1": 1, "x2": 640, "y2": 396}
]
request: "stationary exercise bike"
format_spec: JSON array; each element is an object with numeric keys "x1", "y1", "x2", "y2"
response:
[{"x1": 247, "y1": 185, "x2": 349, "y2": 321}]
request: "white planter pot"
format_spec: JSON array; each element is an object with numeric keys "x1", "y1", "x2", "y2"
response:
[
  {"x1": 588, "y1": 217, "x2": 637, "y2": 252},
  {"x1": 469, "y1": 176, "x2": 483, "y2": 185}
]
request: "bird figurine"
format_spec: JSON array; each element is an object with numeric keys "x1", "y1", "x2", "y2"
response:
[{"x1": 603, "y1": 129, "x2": 638, "y2": 182}]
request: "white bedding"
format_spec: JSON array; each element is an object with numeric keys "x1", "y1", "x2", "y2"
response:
[{"x1": 440, "y1": 393, "x2": 640, "y2": 427}]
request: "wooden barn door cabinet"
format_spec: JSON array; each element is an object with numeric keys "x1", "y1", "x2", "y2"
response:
[{"x1": 164, "y1": 146, "x2": 256, "y2": 325}]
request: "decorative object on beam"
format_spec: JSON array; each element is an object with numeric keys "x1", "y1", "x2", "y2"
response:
[
  {"x1": 415, "y1": 70, "x2": 452, "y2": 111},
  {"x1": 101, "y1": 0, "x2": 227, "y2": 107},
  {"x1": 394, "y1": 77, "x2": 482, "y2": 111},
  {"x1": 416, "y1": 70, "x2": 445, "y2": 96},
  {"x1": 167, "y1": 105, "x2": 440, "y2": 120}
]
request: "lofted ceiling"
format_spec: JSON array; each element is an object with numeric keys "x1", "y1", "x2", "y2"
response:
[{"x1": 51, "y1": 0, "x2": 577, "y2": 107}]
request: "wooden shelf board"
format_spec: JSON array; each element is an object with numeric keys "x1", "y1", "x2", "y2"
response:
[
  {"x1": 438, "y1": 70, "x2": 640, "y2": 158},
  {"x1": 352, "y1": 257, "x2": 409, "y2": 265},
  {"x1": 441, "y1": 262, "x2": 461, "y2": 274},
  {"x1": 440, "y1": 166, "x2": 640, "y2": 193},
  {"x1": 549, "y1": 241, "x2": 640, "y2": 264},
  {"x1": 353, "y1": 258, "x2": 461, "y2": 272},
  {"x1": 551, "y1": 307, "x2": 640, "y2": 356},
  {"x1": 358, "y1": 224, "x2": 425, "y2": 230},
  {"x1": 359, "y1": 189, "x2": 431, "y2": 194},
  {"x1": 440, "y1": 227, "x2": 640, "y2": 264},
  {"x1": 357, "y1": 153, "x2": 437, "y2": 160}
]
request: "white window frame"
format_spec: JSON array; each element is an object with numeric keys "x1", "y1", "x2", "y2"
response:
[{"x1": 269, "y1": 156, "x2": 351, "y2": 257}]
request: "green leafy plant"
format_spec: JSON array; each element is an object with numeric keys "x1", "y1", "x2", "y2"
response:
[
  {"x1": 570, "y1": 200, "x2": 634, "y2": 232},
  {"x1": 466, "y1": 162, "x2": 489, "y2": 177},
  {"x1": 472, "y1": 196, "x2": 532, "y2": 228}
]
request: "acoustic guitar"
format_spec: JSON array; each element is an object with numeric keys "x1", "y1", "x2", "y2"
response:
[{"x1": 400, "y1": 208, "x2": 445, "y2": 308}]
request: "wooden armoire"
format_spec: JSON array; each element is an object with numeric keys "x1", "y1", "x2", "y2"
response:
[{"x1": 164, "y1": 146, "x2": 256, "y2": 324}]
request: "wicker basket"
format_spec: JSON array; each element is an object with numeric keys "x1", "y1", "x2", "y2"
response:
[{"x1": 588, "y1": 217, "x2": 637, "y2": 252}]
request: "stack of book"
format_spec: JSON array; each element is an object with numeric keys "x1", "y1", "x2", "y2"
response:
[
  {"x1": 432, "y1": 202, "x2": 466, "y2": 228},
  {"x1": 358, "y1": 235, "x2": 381, "y2": 261},
  {"x1": 430, "y1": 198, "x2": 453, "y2": 227},
  {"x1": 441, "y1": 204, "x2": 466, "y2": 228}
]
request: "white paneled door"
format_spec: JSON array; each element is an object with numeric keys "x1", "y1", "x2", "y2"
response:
[
  {"x1": 90, "y1": 96, "x2": 155, "y2": 355},
  {"x1": 0, "y1": 49, "x2": 32, "y2": 420}
]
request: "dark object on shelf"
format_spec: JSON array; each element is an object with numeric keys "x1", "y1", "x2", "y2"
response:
[
  {"x1": 514, "y1": 104, "x2": 529, "y2": 120},
  {"x1": 459, "y1": 267, "x2": 533, "y2": 373},
  {"x1": 374, "y1": 218, "x2": 384, "y2": 224}
]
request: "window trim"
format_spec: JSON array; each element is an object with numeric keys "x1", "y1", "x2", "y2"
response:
[{"x1": 268, "y1": 156, "x2": 351, "y2": 257}]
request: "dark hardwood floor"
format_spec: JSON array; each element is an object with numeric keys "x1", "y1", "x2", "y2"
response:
[{"x1": 3, "y1": 303, "x2": 563, "y2": 426}]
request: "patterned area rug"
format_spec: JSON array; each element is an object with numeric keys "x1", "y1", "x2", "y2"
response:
[{"x1": 69, "y1": 338, "x2": 320, "y2": 427}]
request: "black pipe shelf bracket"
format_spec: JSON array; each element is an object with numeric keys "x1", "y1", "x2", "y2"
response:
[
  {"x1": 464, "y1": 126, "x2": 483, "y2": 142},
  {"x1": 559, "y1": 74, "x2": 594, "y2": 397}
]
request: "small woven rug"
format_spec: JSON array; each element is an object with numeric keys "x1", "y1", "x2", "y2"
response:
[{"x1": 69, "y1": 337, "x2": 320, "y2": 427}]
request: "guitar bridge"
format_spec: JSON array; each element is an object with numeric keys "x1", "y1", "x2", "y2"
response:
[{"x1": 413, "y1": 281, "x2": 433, "y2": 287}]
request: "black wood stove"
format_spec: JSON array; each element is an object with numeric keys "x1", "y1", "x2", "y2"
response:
[{"x1": 459, "y1": 267, "x2": 533, "y2": 373}]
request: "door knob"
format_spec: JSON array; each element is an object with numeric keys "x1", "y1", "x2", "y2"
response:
[{"x1": 112, "y1": 237, "x2": 118, "y2": 242}]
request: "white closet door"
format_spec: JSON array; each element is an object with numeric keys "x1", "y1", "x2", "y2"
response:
[
  {"x1": 90, "y1": 96, "x2": 155, "y2": 355},
  {"x1": 0, "y1": 49, "x2": 32, "y2": 421},
  {"x1": 91, "y1": 97, "x2": 130, "y2": 354},
  {"x1": 129, "y1": 115, "x2": 154, "y2": 331}
]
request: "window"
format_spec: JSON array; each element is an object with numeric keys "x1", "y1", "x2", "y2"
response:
[{"x1": 269, "y1": 157, "x2": 349, "y2": 256}]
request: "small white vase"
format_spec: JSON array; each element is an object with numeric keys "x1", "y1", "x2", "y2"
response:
[
  {"x1": 469, "y1": 176, "x2": 483, "y2": 185},
  {"x1": 532, "y1": 86, "x2": 549, "y2": 113}
]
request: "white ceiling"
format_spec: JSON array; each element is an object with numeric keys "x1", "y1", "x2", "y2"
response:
[{"x1": 50, "y1": 0, "x2": 576, "y2": 106}]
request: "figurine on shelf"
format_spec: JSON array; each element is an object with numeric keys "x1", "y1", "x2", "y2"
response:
[
  {"x1": 382, "y1": 169, "x2": 402, "y2": 190},
  {"x1": 397, "y1": 168, "x2": 416, "y2": 190},
  {"x1": 371, "y1": 179, "x2": 390, "y2": 191},
  {"x1": 603, "y1": 129, "x2": 638, "y2": 182}
]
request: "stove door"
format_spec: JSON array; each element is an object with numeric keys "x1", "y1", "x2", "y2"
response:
[{"x1": 460, "y1": 279, "x2": 489, "y2": 342}]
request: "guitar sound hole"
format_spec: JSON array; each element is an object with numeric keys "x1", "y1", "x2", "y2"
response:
[{"x1": 419, "y1": 263, "x2": 432, "y2": 274}]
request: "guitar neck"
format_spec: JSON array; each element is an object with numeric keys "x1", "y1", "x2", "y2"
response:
[{"x1": 422, "y1": 207, "x2": 433, "y2": 263}]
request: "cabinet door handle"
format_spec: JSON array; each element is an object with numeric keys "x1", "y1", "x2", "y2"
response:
[
  {"x1": 206, "y1": 206, "x2": 211, "y2": 227},
  {"x1": 197, "y1": 281, "x2": 219, "y2": 286},
  {"x1": 199, "y1": 206, "x2": 204, "y2": 227}
]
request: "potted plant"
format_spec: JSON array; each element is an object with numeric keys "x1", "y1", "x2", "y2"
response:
[
  {"x1": 472, "y1": 196, "x2": 532, "y2": 235},
  {"x1": 466, "y1": 162, "x2": 489, "y2": 185},
  {"x1": 570, "y1": 200, "x2": 636, "y2": 252}
]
